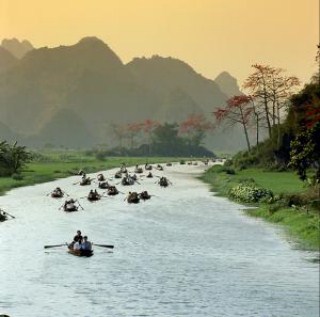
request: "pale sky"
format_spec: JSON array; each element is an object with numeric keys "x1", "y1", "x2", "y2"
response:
[{"x1": 0, "y1": 0, "x2": 318, "y2": 85}]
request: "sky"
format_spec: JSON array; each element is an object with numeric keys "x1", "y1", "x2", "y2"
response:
[{"x1": 0, "y1": 0, "x2": 319, "y2": 86}]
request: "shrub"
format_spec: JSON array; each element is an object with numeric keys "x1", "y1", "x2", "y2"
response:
[{"x1": 229, "y1": 183, "x2": 273, "y2": 203}]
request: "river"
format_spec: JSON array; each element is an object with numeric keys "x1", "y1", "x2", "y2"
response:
[{"x1": 0, "y1": 162, "x2": 319, "y2": 317}]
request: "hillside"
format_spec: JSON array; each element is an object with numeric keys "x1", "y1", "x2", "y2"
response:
[{"x1": 0, "y1": 37, "x2": 245, "y2": 151}]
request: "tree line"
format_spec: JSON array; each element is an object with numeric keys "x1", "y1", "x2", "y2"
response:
[{"x1": 100, "y1": 116, "x2": 214, "y2": 157}]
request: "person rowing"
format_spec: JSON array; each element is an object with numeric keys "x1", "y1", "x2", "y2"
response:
[{"x1": 81, "y1": 236, "x2": 92, "y2": 251}]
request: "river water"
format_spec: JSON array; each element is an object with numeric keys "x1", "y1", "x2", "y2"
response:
[{"x1": 0, "y1": 162, "x2": 319, "y2": 317}]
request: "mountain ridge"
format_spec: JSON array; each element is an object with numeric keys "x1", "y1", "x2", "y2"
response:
[{"x1": 0, "y1": 37, "x2": 245, "y2": 151}]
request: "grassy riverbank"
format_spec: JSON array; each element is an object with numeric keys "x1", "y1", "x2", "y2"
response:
[
  {"x1": 201, "y1": 166, "x2": 320, "y2": 251},
  {"x1": 0, "y1": 151, "x2": 179, "y2": 196}
]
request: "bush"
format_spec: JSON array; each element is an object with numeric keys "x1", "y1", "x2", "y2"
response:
[{"x1": 229, "y1": 183, "x2": 273, "y2": 203}]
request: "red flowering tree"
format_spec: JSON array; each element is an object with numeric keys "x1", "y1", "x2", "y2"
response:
[
  {"x1": 126, "y1": 122, "x2": 143, "y2": 149},
  {"x1": 213, "y1": 95, "x2": 254, "y2": 151},
  {"x1": 140, "y1": 119, "x2": 159, "y2": 154},
  {"x1": 179, "y1": 114, "x2": 213, "y2": 147}
]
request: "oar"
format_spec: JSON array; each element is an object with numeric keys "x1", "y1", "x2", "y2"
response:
[
  {"x1": 44, "y1": 243, "x2": 67, "y2": 249},
  {"x1": 76, "y1": 200, "x2": 84, "y2": 210},
  {"x1": 1, "y1": 211, "x2": 15, "y2": 219},
  {"x1": 93, "y1": 243, "x2": 114, "y2": 249},
  {"x1": 62, "y1": 191, "x2": 70, "y2": 197}
]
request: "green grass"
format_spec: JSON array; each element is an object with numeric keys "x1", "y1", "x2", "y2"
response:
[
  {"x1": 246, "y1": 206, "x2": 319, "y2": 250},
  {"x1": 0, "y1": 155, "x2": 186, "y2": 195},
  {"x1": 234, "y1": 169, "x2": 305, "y2": 194},
  {"x1": 201, "y1": 166, "x2": 320, "y2": 251},
  {"x1": 201, "y1": 166, "x2": 305, "y2": 195}
]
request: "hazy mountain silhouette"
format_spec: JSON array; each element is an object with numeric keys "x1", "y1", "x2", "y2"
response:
[
  {"x1": 0, "y1": 121, "x2": 18, "y2": 142},
  {"x1": 0, "y1": 37, "x2": 247, "y2": 151},
  {"x1": 215, "y1": 71, "x2": 242, "y2": 97},
  {"x1": 1, "y1": 38, "x2": 34, "y2": 59},
  {"x1": 24, "y1": 109, "x2": 95, "y2": 147},
  {"x1": 0, "y1": 47, "x2": 18, "y2": 73},
  {"x1": 127, "y1": 55, "x2": 227, "y2": 115}
]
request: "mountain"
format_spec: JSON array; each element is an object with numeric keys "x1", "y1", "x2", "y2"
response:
[
  {"x1": 1, "y1": 38, "x2": 34, "y2": 59},
  {"x1": 24, "y1": 109, "x2": 95, "y2": 147},
  {"x1": 127, "y1": 55, "x2": 227, "y2": 115},
  {"x1": 215, "y1": 71, "x2": 242, "y2": 97},
  {"x1": 0, "y1": 121, "x2": 18, "y2": 142},
  {"x1": 0, "y1": 36, "x2": 247, "y2": 151},
  {"x1": 0, "y1": 47, "x2": 18, "y2": 73}
]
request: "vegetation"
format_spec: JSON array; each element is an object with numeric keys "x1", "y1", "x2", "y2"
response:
[
  {"x1": 90, "y1": 121, "x2": 215, "y2": 157},
  {"x1": 0, "y1": 149, "x2": 191, "y2": 195},
  {"x1": 201, "y1": 165, "x2": 319, "y2": 250},
  {"x1": 0, "y1": 141, "x2": 32, "y2": 176},
  {"x1": 206, "y1": 51, "x2": 320, "y2": 250}
]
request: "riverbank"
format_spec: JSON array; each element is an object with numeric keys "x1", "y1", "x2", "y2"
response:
[
  {"x1": 0, "y1": 154, "x2": 182, "y2": 196},
  {"x1": 201, "y1": 165, "x2": 320, "y2": 251}
]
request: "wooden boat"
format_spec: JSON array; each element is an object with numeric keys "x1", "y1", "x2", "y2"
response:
[
  {"x1": 51, "y1": 190, "x2": 64, "y2": 198},
  {"x1": 134, "y1": 167, "x2": 143, "y2": 174},
  {"x1": 98, "y1": 181, "x2": 110, "y2": 189},
  {"x1": 139, "y1": 191, "x2": 151, "y2": 201},
  {"x1": 107, "y1": 186, "x2": 119, "y2": 196},
  {"x1": 97, "y1": 173, "x2": 106, "y2": 181},
  {"x1": 87, "y1": 194, "x2": 101, "y2": 202},
  {"x1": 62, "y1": 199, "x2": 79, "y2": 212},
  {"x1": 127, "y1": 192, "x2": 140, "y2": 204},
  {"x1": 159, "y1": 177, "x2": 169, "y2": 187},
  {"x1": 80, "y1": 178, "x2": 91, "y2": 186},
  {"x1": 68, "y1": 249, "x2": 94, "y2": 257},
  {"x1": 64, "y1": 205, "x2": 79, "y2": 212},
  {"x1": 0, "y1": 212, "x2": 7, "y2": 222}
]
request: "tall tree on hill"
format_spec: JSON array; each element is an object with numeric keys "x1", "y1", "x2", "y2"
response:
[
  {"x1": 213, "y1": 95, "x2": 253, "y2": 151},
  {"x1": 243, "y1": 64, "x2": 299, "y2": 147}
]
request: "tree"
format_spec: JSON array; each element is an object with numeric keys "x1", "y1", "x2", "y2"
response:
[
  {"x1": 151, "y1": 123, "x2": 184, "y2": 156},
  {"x1": 213, "y1": 95, "x2": 253, "y2": 151},
  {"x1": 0, "y1": 141, "x2": 32, "y2": 176},
  {"x1": 289, "y1": 123, "x2": 320, "y2": 196},
  {"x1": 289, "y1": 81, "x2": 320, "y2": 196},
  {"x1": 126, "y1": 122, "x2": 143, "y2": 149},
  {"x1": 243, "y1": 64, "x2": 300, "y2": 144},
  {"x1": 179, "y1": 114, "x2": 213, "y2": 147},
  {"x1": 141, "y1": 119, "x2": 159, "y2": 154}
]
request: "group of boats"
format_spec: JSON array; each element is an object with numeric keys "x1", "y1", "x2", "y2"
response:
[{"x1": 47, "y1": 163, "x2": 173, "y2": 212}]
